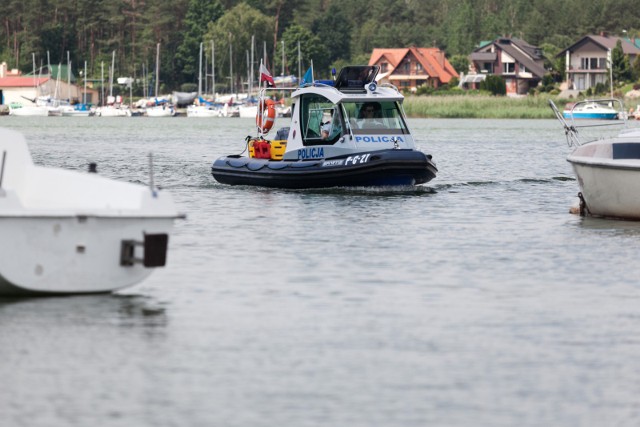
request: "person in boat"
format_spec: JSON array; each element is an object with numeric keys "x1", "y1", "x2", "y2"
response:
[
  {"x1": 357, "y1": 102, "x2": 383, "y2": 129},
  {"x1": 321, "y1": 108, "x2": 342, "y2": 140}
]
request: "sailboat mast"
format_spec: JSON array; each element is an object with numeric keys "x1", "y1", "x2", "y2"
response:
[
  {"x1": 67, "y1": 51, "x2": 71, "y2": 103},
  {"x1": 198, "y1": 42, "x2": 203, "y2": 97},
  {"x1": 211, "y1": 41, "x2": 215, "y2": 99},
  {"x1": 109, "y1": 51, "x2": 115, "y2": 98},
  {"x1": 246, "y1": 50, "x2": 250, "y2": 98},
  {"x1": 250, "y1": 35, "x2": 255, "y2": 97},
  {"x1": 32, "y1": 53, "x2": 36, "y2": 98},
  {"x1": 298, "y1": 41, "x2": 301, "y2": 84},
  {"x1": 83, "y1": 61, "x2": 87, "y2": 105},
  {"x1": 101, "y1": 62, "x2": 104, "y2": 106},
  {"x1": 155, "y1": 43, "x2": 160, "y2": 97}
]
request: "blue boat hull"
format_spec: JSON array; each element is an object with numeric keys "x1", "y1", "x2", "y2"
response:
[
  {"x1": 211, "y1": 149, "x2": 437, "y2": 189},
  {"x1": 562, "y1": 112, "x2": 618, "y2": 120}
]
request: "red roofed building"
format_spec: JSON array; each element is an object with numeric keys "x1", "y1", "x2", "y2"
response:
[
  {"x1": 0, "y1": 75, "x2": 54, "y2": 106},
  {"x1": 368, "y1": 47, "x2": 459, "y2": 92},
  {"x1": 0, "y1": 74, "x2": 98, "y2": 107}
]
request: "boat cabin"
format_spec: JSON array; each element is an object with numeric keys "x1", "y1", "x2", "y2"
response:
[{"x1": 273, "y1": 65, "x2": 417, "y2": 161}]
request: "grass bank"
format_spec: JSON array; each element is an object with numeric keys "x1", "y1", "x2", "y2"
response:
[{"x1": 402, "y1": 94, "x2": 569, "y2": 119}]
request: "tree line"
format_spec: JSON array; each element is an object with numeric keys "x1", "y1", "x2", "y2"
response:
[{"x1": 2, "y1": 0, "x2": 640, "y2": 95}]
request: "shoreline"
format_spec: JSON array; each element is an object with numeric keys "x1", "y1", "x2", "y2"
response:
[{"x1": 402, "y1": 95, "x2": 570, "y2": 119}]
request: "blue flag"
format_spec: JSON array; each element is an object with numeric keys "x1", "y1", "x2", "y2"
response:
[{"x1": 301, "y1": 66, "x2": 313, "y2": 86}]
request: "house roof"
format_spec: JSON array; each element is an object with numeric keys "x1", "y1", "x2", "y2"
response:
[
  {"x1": 472, "y1": 37, "x2": 546, "y2": 78},
  {"x1": 498, "y1": 42, "x2": 547, "y2": 78},
  {"x1": 0, "y1": 76, "x2": 51, "y2": 88},
  {"x1": 558, "y1": 34, "x2": 640, "y2": 56},
  {"x1": 470, "y1": 52, "x2": 496, "y2": 62},
  {"x1": 369, "y1": 47, "x2": 458, "y2": 83}
]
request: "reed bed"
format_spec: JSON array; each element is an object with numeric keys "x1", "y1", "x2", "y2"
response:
[{"x1": 402, "y1": 94, "x2": 567, "y2": 119}]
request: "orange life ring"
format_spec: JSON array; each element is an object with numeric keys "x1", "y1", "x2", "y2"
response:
[{"x1": 256, "y1": 99, "x2": 276, "y2": 133}]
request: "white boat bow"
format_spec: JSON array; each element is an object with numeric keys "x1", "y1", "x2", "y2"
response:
[{"x1": 0, "y1": 128, "x2": 183, "y2": 295}]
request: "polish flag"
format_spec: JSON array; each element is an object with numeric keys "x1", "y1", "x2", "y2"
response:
[{"x1": 260, "y1": 63, "x2": 276, "y2": 87}]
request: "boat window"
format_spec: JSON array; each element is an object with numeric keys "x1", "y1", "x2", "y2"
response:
[
  {"x1": 342, "y1": 101, "x2": 409, "y2": 135},
  {"x1": 300, "y1": 94, "x2": 343, "y2": 146}
]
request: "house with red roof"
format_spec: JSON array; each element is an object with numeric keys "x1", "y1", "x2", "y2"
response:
[
  {"x1": 0, "y1": 62, "x2": 97, "y2": 106},
  {"x1": 368, "y1": 47, "x2": 458, "y2": 92}
]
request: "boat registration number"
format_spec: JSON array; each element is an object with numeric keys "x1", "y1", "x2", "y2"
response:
[{"x1": 322, "y1": 154, "x2": 371, "y2": 167}]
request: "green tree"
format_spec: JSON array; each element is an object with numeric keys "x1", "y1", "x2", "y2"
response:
[
  {"x1": 174, "y1": 0, "x2": 224, "y2": 85},
  {"x1": 311, "y1": 3, "x2": 352, "y2": 69},
  {"x1": 280, "y1": 24, "x2": 328, "y2": 79},
  {"x1": 443, "y1": 0, "x2": 478, "y2": 55},
  {"x1": 206, "y1": 3, "x2": 273, "y2": 93},
  {"x1": 611, "y1": 39, "x2": 632, "y2": 82},
  {"x1": 449, "y1": 54, "x2": 470, "y2": 74},
  {"x1": 480, "y1": 74, "x2": 506, "y2": 95}
]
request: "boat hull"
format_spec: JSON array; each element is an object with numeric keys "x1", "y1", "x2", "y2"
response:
[
  {"x1": 211, "y1": 149, "x2": 437, "y2": 189},
  {"x1": 569, "y1": 159, "x2": 640, "y2": 220},
  {"x1": 0, "y1": 215, "x2": 175, "y2": 295},
  {"x1": 563, "y1": 112, "x2": 619, "y2": 120}
]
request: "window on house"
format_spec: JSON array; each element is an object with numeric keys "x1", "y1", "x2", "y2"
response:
[
  {"x1": 416, "y1": 63, "x2": 422, "y2": 72},
  {"x1": 381, "y1": 63, "x2": 388, "y2": 72},
  {"x1": 481, "y1": 62, "x2": 494, "y2": 73},
  {"x1": 404, "y1": 62, "x2": 410, "y2": 72},
  {"x1": 503, "y1": 62, "x2": 515, "y2": 74},
  {"x1": 581, "y1": 57, "x2": 607, "y2": 70}
]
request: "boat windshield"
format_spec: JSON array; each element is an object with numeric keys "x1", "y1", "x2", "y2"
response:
[
  {"x1": 342, "y1": 101, "x2": 409, "y2": 135},
  {"x1": 300, "y1": 94, "x2": 344, "y2": 146}
]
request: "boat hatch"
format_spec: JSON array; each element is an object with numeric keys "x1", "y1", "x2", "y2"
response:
[
  {"x1": 334, "y1": 65, "x2": 380, "y2": 92},
  {"x1": 613, "y1": 143, "x2": 640, "y2": 159},
  {"x1": 120, "y1": 233, "x2": 169, "y2": 267}
]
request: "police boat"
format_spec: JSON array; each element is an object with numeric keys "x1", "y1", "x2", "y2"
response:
[{"x1": 210, "y1": 65, "x2": 437, "y2": 189}]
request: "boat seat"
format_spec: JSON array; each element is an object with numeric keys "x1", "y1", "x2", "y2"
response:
[{"x1": 275, "y1": 127, "x2": 290, "y2": 140}]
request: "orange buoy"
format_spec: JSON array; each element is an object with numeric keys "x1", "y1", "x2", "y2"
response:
[{"x1": 256, "y1": 99, "x2": 276, "y2": 134}]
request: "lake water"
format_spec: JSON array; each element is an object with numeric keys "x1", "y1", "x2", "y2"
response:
[{"x1": 2, "y1": 116, "x2": 640, "y2": 426}]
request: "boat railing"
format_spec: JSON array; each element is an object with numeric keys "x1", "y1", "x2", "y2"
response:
[{"x1": 549, "y1": 99, "x2": 627, "y2": 148}]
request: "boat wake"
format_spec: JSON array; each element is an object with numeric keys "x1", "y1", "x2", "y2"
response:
[{"x1": 432, "y1": 176, "x2": 575, "y2": 191}]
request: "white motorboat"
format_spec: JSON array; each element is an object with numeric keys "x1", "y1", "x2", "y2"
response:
[
  {"x1": 238, "y1": 104, "x2": 258, "y2": 118},
  {"x1": 60, "y1": 104, "x2": 94, "y2": 117},
  {"x1": 563, "y1": 100, "x2": 620, "y2": 120},
  {"x1": 146, "y1": 103, "x2": 176, "y2": 117},
  {"x1": 0, "y1": 128, "x2": 183, "y2": 295},
  {"x1": 550, "y1": 99, "x2": 640, "y2": 220},
  {"x1": 95, "y1": 105, "x2": 132, "y2": 117},
  {"x1": 9, "y1": 104, "x2": 56, "y2": 117},
  {"x1": 186, "y1": 104, "x2": 221, "y2": 118}
]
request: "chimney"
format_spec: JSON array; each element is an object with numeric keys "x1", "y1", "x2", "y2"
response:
[{"x1": 0, "y1": 62, "x2": 6, "y2": 78}]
